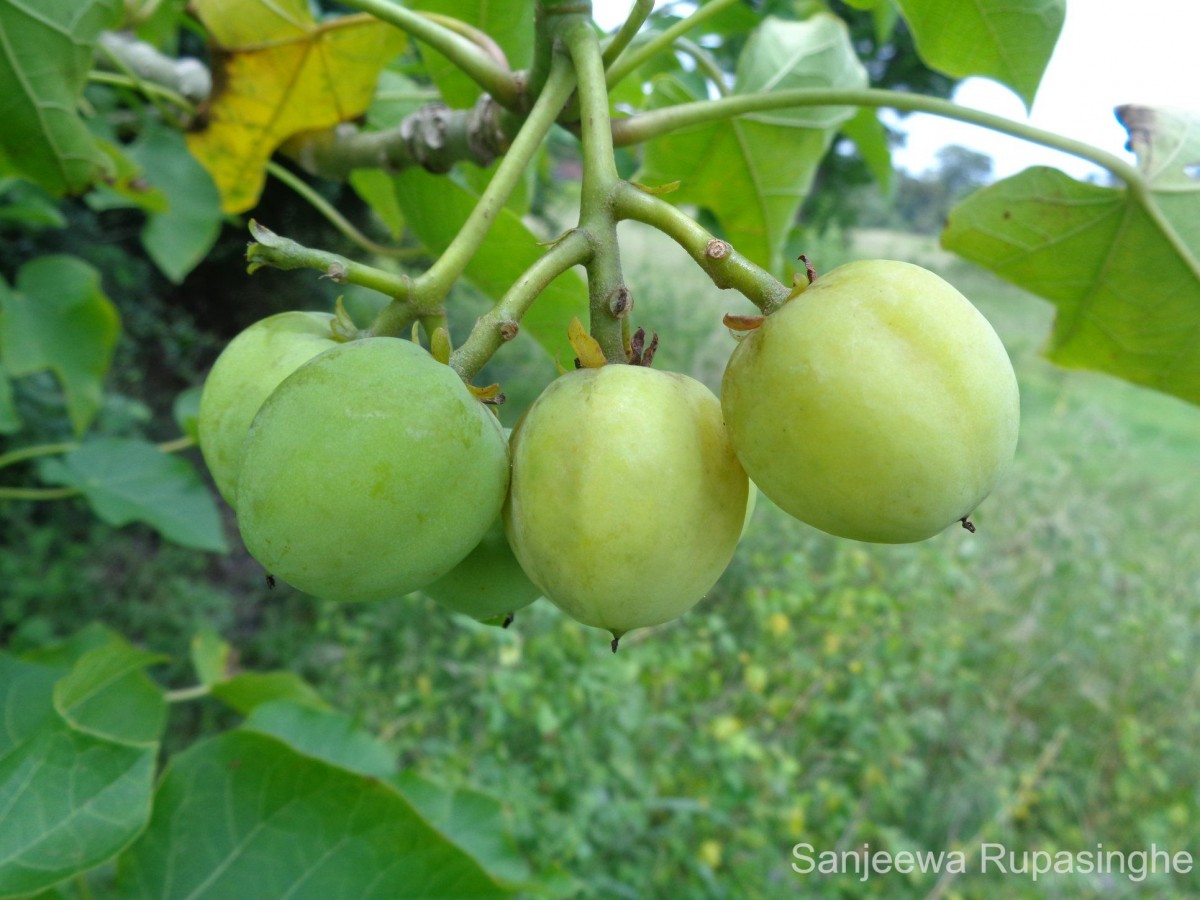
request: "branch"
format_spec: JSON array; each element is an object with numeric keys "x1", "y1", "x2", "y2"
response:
[
  {"x1": 601, "y1": 0, "x2": 654, "y2": 69},
  {"x1": 449, "y1": 230, "x2": 592, "y2": 381},
  {"x1": 96, "y1": 31, "x2": 211, "y2": 104},
  {"x1": 605, "y1": 0, "x2": 739, "y2": 88},
  {"x1": 407, "y1": 53, "x2": 579, "y2": 308},
  {"x1": 613, "y1": 182, "x2": 791, "y2": 313},
  {"x1": 612, "y1": 87, "x2": 1143, "y2": 186},
  {"x1": 245, "y1": 220, "x2": 415, "y2": 301},
  {"x1": 340, "y1": 0, "x2": 522, "y2": 110},
  {"x1": 563, "y1": 18, "x2": 627, "y2": 363},
  {"x1": 284, "y1": 94, "x2": 509, "y2": 180}
]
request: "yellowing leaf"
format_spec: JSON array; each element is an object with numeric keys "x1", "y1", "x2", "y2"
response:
[
  {"x1": 187, "y1": 0, "x2": 405, "y2": 213},
  {"x1": 567, "y1": 317, "x2": 607, "y2": 368}
]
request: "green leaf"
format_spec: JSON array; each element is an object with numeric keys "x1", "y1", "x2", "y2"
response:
[
  {"x1": 350, "y1": 167, "x2": 406, "y2": 239},
  {"x1": 172, "y1": 386, "x2": 202, "y2": 442},
  {"x1": 943, "y1": 106, "x2": 1200, "y2": 406},
  {"x1": 0, "y1": 255, "x2": 120, "y2": 435},
  {"x1": 38, "y1": 437, "x2": 229, "y2": 552},
  {"x1": 0, "y1": 0, "x2": 121, "y2": 194},
  {"x1": 408, "y1": 0, "x2": 534, "y2": 109},
  {"x1": 840, "y1": 107, "x2": 893, "y2": 197},
  {"x1": 0, "y1": 366, "x2": 19, "y2": 434},
  {"x1": 112, "y1": 730, "x2": 517, "y2": 898},
  {"x1": 0, "y1": 177, "x2": 67, "y2": 229},
  {"x1": 392, "y1": 168, "x2": 588, "y2": 363},
  {"x1": 189, "y1": 629, "x2": 232, "y2": 686},
  {"x1": 894, "y1": 0, "x2": 1064, "y2": 109},
  {"x1": 127, "y1": 123, "x2": 224, "y2": 284},
  {"x1": 242, "y1": 701, "x2": 396, "y2": 778},
  {"x1": 54, "y1": 640, "x2": 168, "y2": 744},
  {"x1": 210, "y1": 671, "x2": 330, "y2": 715},
  {"x1": 637, "y1": 15, "x2": 867, "y2": 275},
  {"x1": 393, "y1": 771, "x2": 535, "y2": 887},
  {"x1": 0, "y1": 638, "x2": 161, "y2": 898}
]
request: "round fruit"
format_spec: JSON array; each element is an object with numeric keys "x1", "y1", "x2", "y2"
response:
[
  {"x1": 504, "y1": 364, "x2": 748, "y2": 642},
  {"x1": 721, "y1": 259, "x2": 1019, "y2": 544},
  {"x1": 236, "y1": 337, "x2": 509, "y2": 602},
  {"x1": 423, "y1": 516, "x2": 540, "y2": 623},
  {"x1": 198, "y1": 311, "x2": 339, "y2": 507}
]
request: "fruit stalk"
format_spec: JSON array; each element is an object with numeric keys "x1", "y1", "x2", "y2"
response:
[
  {"x1": 405, "y1": 52, "x2": 578, "y2": 315},
  {"x1": 563, "y1": 18, "x2": 628, "y2": 363},
  {"x1": 449, "y1": 229, "x2": 592, "y2": 381},
  {"x1": 612, "y1": 182, "x2": 791, "y2": 313}
]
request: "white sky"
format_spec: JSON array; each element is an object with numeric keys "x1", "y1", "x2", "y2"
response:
[{"x1": 594, "y1": 0, "x2": 1200, "y2": 179}]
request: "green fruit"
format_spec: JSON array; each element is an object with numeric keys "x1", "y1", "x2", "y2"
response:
[
  {"x1": 198, "y1": 311, "x2": 339, "y2": 507},
  {"x1": 237, "y1": 337, "x2": 509, "y2": 602},
  {"x1": 504, "y1": 364, "x2": 748, "y2": 643},
  {"x1": 424, "y1": 516, "x2": 540, "y2": 623},
  {"x1": 721, "y1": 259, "x2": 1019, "y2": 544}
]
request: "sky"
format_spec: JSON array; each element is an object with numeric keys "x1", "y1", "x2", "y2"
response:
[{"x1": 593, "y1": 0, "x2": 1200, "y2": 179}]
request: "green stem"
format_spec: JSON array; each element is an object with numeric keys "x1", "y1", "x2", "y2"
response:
[
  {"x1": 449, "y1": 229, "x2": 592, "y2": 380},
  {"x1": 265, "y1": 161, "x2": 419, "y2": 260},
  {"x1": 164, "y1": 684, "x2": 212, "y2": 703},
  {"x1": 0, "y1": 436, "x2": 195, "y2": 472},
  {"x1": 672, "y1": 36, "x2": 728, "y2": 96},
  {"x1": 407, "y1": 54, "x2": 579, "y2": 310},
  {"x1": 613, "y1": 182, "x2": 790, "y2": 312},
  {"x1": 0, "y1": 442, "x2": 79, "y2": 471},
  {"x1": 564, "y1": 19, "x2": 627, "y2": 363},
  {"x1": 0, "y1": 487, "x2": 80, "y2": 501},
  {"x1": 86, "y1": 70, "x2": 193, "y2": 110},
  {"x1": 341, "y1": 0, "x2": 521, "y2": 110},
  {"x1": 246, "y1": 220, "x2": 414, "y2": 299},
  {"x1": 612, "y1": 87, "x2": 1143, "y2": 186},
  {"x1": 601, "y1": 0, "x2": 654, "y2": 68},
  {"x1": 605, "y1": 0, "x2": 738, "y2": 88}
]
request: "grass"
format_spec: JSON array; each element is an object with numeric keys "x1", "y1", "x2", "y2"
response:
[{"x1": 3, "y1": 227, "x2": 1198, "y2": 898}]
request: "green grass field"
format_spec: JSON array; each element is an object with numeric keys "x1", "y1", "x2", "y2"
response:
[{"x1": 3, "y1": 227, "x2": 1197, "y2": 898}]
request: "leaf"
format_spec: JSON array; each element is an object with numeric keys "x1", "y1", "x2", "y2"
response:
[
  {"x1": 894, "y1": 0, "x2": 1064, "y2": 109},
  {"x1": 112, "y1": 730, "x2": 518, "y2": 899},
  {"x1": 127, "y1": 123, "x2": 223, "y2": 284},
  {"x1": 0, "y1": 0, "x2": 121, "y2": 194},
  {"x1": 172, "y1": 386, "x2": 202, "y2": 442},
  {"x1": 840, "y1": 107, "x2": 893, "y2": 197},
  {"x1": 637, "y1": 15, "x2": 867, "y2": 275},
  {"x1": 942, "y1": 106, "x2": 1200, "y2": 406},
  {"x1": 0, "y1": 177, "x2": 68, "y2": 229},
  {"x1": 189, "y1": 629, "x2": 232, "y2": 687},
  {"x1": 391, "y1": 168, "x2": 588, "y2": 364},
  {"x1": 53, "y1": 640, "x2": 168, "y2": 744},
  {"x1": 0, "y1": 255, "x2": 119, "y2": 436},
  {"x1": 567, "y1": 317, "x2": 606, "y2": 368},
  {"x1": 392, "y1": 771, "x2": 535, "y2": 887},
  {"x1": 186, "y1": 0, "x2": 406, "y2": 213},
  {"x1": 0, "y1": 635, "x2": 163, "y2": 898},
  {"x1": 0, "y1": 367, "x2": 19, "y2": 435},
  {"x1": 242, "y1": 701, "x2": 396, "y2": 779},
  {"x1": 408, "y1": 0, "x2": 534, "y2": 109},
  {"x1": 38, "y1": 437, "x2": 229, "y2": 552},
  {"x1": 210, "y1": 671, "x2": 330, "y2": 715}
]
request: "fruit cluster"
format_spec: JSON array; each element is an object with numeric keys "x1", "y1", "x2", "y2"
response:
[{"x1": 198, "y1": 260, "x2": 1019, "y2": 647}]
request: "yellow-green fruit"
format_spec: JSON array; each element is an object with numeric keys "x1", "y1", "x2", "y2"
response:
[
  {"x1": 424, "y1": 516, "x2": 541, "y2": 622},
  {"x1": 504, "y1": 365, "x2": 748, "y2": 641},
  {"x1": 237, "y1": 337, "x2": 509, "y2": 602},
  {"x1": 198, "y1": 311, "x2": 338, "y2": 507},
  {"x1": 721, "y1": 259, "x2": 1019, "y2": 543}
]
